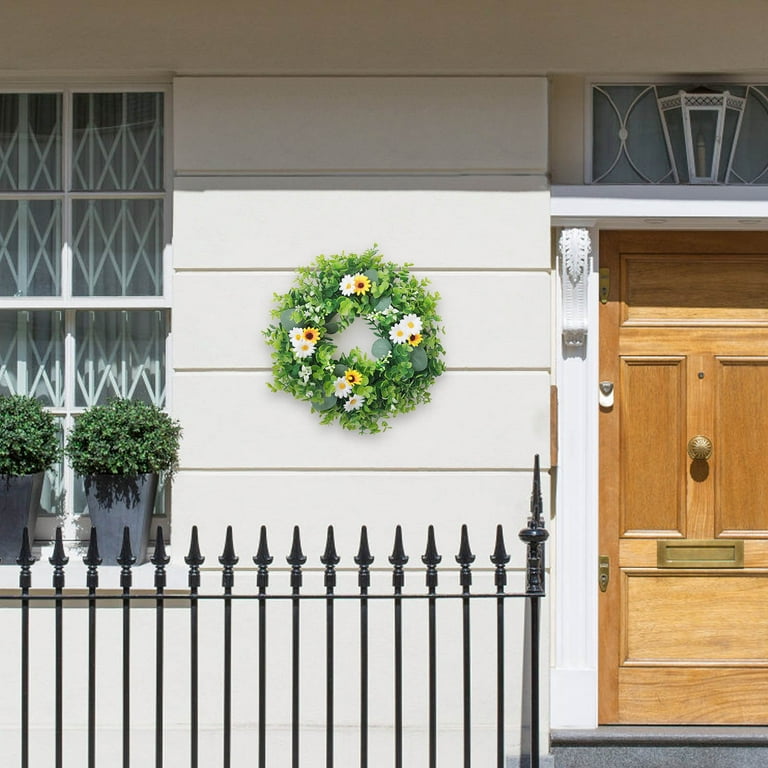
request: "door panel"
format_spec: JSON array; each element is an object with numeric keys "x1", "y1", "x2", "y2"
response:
[
  {"x1": 620, "y1": 357, "x2": 686, "y2": 536},
  {"x1": 599, "y1": 230, "x2": 768, "y2": 725},
  {"x1": 716, "y1": 358, "x2": 768, "y2": 535}
]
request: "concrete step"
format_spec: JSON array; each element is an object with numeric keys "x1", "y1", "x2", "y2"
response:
[{"x1": 551, "y1": 726, "x2": 768, "y2": 768}]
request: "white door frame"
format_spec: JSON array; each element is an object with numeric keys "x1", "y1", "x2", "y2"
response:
[{"x1": 549, "y1": 184, "x2": 768, "y2": 729}]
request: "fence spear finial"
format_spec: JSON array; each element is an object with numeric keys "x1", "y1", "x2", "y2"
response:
[
  {"x1": 117, "y1": 526, "x2": 136, "y2": 568},
  {"x1": 253, "y1": 525, "x2": 273, "y2": 591},
  {"x1": 422, "y1": 525, "x2": 441, "y2": 591},
  {"x1": 491, "y1": 524, "x2": 510, "y2": 590},
  {"x1": 389, "y1": 525, "x2": 408, "y2": 591},
  {"x1": 17, "y1": 525, "x2": 35, "y2": 568},
  {"x1": 152, "y1": 526, "x2": 170, "y2": 591},
  {"x1": 287, "y1": 526, "x2": 306, "y2": 591},
  {"x1": 219, "y1": 525, "x2": 239, "y2": 590},
  {"x1": 84, "y1": 527, "x2": 102, "y2": 567},
  {"x1": 354, "y1": 526, "x2": 374, "y2": 592},
  {"x1": 519, "y1": 454, "x2": 549, "y2": 595},
  {"x1": 455, "y1": 524, "x2": 475, "y2": 591},
  {"x1": 185, "y1": 525, "x2": 205, "y2": 591},
  {"x1": 321, "y1": 525, "x2": 340, "y2": 590}
]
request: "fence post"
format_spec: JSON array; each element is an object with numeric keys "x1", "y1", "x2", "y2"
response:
[
  {"x1": 491, "y1": 525, "x2": 510, "y2": 768},
  {"x1": 152, "y1": 527, "x2": 170, "y2": 768},
  {"x1": 321, "y1": 526, "x2": 340, "y2": 768},
  {"x1": 253, "y1": 526, "x2": 272, "y2": 768},
  {"x1": 389, "y1": 526, "x2": 408, "y2": 768},
  {"x1": 287, "y1": 526, "x2": 306, "y2": 768},
  {"x1": 84, "y1": 529, "x2": 101, "y2": 768},
  {"x1": 421, "y1": 526, "x2": 441, "y2": 768},
  {"x1": 518, "y1": 455, "x2": 549, "y2": 768},
  {"x1": 219, "y1": 526, "x2": 239, "y2": 768},
  {"x1": 185, "y1": 526, "x2": 205, "y2": 768},
  {"x1": 50, "y1": 527, "x2": 69, "y2": 768},
  {"x1": 18, "y1": 527, "x2": 35, "y2": 768}
]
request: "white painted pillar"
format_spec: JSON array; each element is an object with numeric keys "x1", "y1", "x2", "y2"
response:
[{"x1": 550, "y1": 227, "x2": 600, "y2": 729}]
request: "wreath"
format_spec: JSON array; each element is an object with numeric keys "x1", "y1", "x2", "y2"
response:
[{"x1": 264, "y1": 247, "x2": 446, "y2": 434}]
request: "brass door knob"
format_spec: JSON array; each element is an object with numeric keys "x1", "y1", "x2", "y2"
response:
[{"x1": 687, "y1": 435, "x2": 713, "y2": 461}]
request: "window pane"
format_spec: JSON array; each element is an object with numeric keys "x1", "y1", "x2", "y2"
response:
[
  {"x1": 0, "y1": 310, "x2": 64, "y2": 406},
  {"x1": 72, "y1": 92, "x2": 163, "y2": 192},
  {"x1": 592, "y1": 85, "x2": 673, "y2": 183},
  {"x1": 75, "y1": 310, "x2": 167, "y2": 407},
  {"x1": 729, "y1": 87, "x2": 768, "y2": 184},
  {"x1": 0, "y1": 93, "x2": 61, "y2": 191},
  {"x1": 42, "y1": 418, "x2": 65, "y2": 517},
  {"x1": 72, "y1": 198, "x2": 163, "y2": 296},
  {"x1": 0, "y1": 199, "x2": 61, "y2": 296}
]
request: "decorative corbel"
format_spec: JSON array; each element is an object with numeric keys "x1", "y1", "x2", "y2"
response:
[{"x1": 558, "y1": 228, "x2": 592, "y2": 347}]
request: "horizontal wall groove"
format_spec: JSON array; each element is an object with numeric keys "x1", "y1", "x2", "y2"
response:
[
  {"x1": 178, "y1": 467, "x2": 545, "y2": 473},
  {"x1": 173, "y1": 367, "x2": 551, "y2": 373},
  {"x1": 174, "y1": 170, "x2": 547, "y2": 179},
  {"x1": 174, "y1": 266, "x2": 552, "y2": 274}
]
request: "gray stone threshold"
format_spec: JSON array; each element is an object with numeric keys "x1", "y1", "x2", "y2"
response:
[
  {"x1": 552, "y1": 726, "x2": 768, "y2": 746},
  {"x1": 551, "y1": 728, "x2": 768, "y2": 768}
]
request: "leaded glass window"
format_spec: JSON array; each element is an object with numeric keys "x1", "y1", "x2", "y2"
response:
[
  {"x1": 0, "y1": 88, "x2": 170, "y2": 530},
  {"x1": 591, "y1": 83, "x2": 768, "y2": 184}
]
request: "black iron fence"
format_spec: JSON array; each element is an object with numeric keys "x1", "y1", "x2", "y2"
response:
[{"x1": 4, "y1": 457, "x2": 548, "y2": 768}]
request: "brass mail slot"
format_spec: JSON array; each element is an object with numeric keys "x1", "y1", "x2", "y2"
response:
[{"x1": 657, "y1": 539, "x2": 744, "y2": 568}]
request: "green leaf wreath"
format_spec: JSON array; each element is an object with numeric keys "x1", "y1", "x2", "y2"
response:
[{"x1": 264, "y1": 247, "x2": 446, "y2": 434}]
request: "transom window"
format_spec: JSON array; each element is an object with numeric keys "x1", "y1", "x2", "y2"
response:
[
  {"x1": 0, "y1": 88, "x2": 170, "y2": 532},
  {"x1": 591, "y1": 83, "x2": 768, "y2": 184}
]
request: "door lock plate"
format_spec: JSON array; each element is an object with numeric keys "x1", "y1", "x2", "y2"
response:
[{"x1": 599, "y1": 555, "x2": 610, "y2": 592}]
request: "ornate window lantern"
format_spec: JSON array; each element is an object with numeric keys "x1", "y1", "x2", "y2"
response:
[{"x1": 657, "y1": 87, "x2": 746, "y2": 184}]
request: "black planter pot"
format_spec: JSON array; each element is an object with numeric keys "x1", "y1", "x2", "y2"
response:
[
  {"x1": 0, "y1": 473, "x2": 44, "y2": 564},
  {"x1": 84, "y1": 473, "x2": 158, "y2": 565}
]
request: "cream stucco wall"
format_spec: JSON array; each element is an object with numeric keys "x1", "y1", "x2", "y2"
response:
[{"x1": 168, "y1": 75, "x2": 553, "y2": 763}]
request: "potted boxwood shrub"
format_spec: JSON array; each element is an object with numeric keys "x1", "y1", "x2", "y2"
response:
[
  {"x1": 0, "y1": 394, "x2": 60, "y2": 564},
  {"x1": 65, "y1": 398, "x2": 181, "y2": 565}
]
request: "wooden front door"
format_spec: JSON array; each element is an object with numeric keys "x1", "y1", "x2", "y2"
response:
[{"x1": 599, "y1": 230, "x2": 768, "y2": 724}]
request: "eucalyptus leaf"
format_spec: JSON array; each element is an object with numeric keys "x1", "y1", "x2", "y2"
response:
[
  {"x1": 334, "y1": 364, "x2": 348, "y2": 376},
  {"x1": 313, "y1": 396, "x2": 338, "y2": 412},
  {"x1": 363, "y1": 269, "x2": 379, "y2": 284},
  {"x1": 373, "y1": 295, "x2": 392, "y2": 312},
  {"x1": 410, "y1": 347, "x2": 428, "y2": 372},
  {"x1": 372, "y1": 338, "x2": 392, "y2": 359},
  {"x1": 325, "y1": 321, "x2": 339, "y2": 334},
  {"x1": 280, "y1": 308, "x2": 301, "y2": 331}
]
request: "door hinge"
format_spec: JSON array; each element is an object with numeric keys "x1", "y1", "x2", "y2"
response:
[{"x1": 599, "y1": 555, "x2": 610, "y2": 592}]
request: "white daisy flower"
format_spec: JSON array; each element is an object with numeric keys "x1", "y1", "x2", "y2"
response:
[
  {"x1": 293, "y1": 341, "x2": 315, "y2": 359},
  {"x1": 344, "y1": 395, "x2": 365, "y2": 412},
  {"x1": 389, "y1": 322, "x2": 409, "y2": 344},
  {"x1": 339, "y1": 274, "x2": 356, "y2": 296},
  {"x1": 289, "y1": 327, "x2": 305, "y2": 345},
  {"x1": 400, "y1": 313, "x2": 422, "y2": 334},
  {"x1": 333, "y1": 376, "x2": 352, "y2": 398}
]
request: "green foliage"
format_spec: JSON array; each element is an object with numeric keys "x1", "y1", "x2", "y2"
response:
[
  {"x1": 0, "y1": 395, "x2": 60, "y2": 476},
  {"x1": 264, "y1": 246, "x2": 446, "y2": 434},
  {"x1": 65, "y1": 399, "x2": 182, "y2": 477}
]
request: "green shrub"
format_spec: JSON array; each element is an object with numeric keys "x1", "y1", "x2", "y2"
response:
[
  {"x1": 66, "y1": 399, "x2": 181, "y2": 477},
  {"x1": 0, "y1": 395, "x2": 60, "y2": 476}
]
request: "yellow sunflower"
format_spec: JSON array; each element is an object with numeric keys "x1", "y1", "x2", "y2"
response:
[
  {"x1": 407, "y1": 333, "x2": 423, "y2": 347},
  {"x1": 352, "y1": 274, "x2": 371, "y2": 295},
  {"x1": 345, "y1": 369, "x2": 363, "y2": 385},
  {"x1": 302, "y1": 327, "x2": 320, "y2": 343}
]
